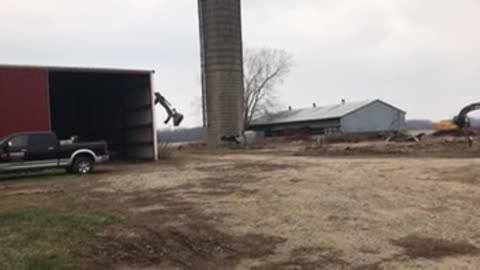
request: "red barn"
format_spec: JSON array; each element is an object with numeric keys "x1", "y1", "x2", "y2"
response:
[{"x1": 0, "y1": 65, "x2": 158, "y2": 160}]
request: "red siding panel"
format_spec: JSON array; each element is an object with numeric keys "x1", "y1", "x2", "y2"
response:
[{"x1": 0, "y1": 67, "x2": 50, "y2": 138}]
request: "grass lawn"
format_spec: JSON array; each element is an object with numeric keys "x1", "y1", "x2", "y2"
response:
[{"x1": 0, "y1": 210, "x2": 121, "y2": 270}]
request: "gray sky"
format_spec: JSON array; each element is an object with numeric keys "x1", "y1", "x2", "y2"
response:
[{"x1": 2, "y1": 0, "x2": 480, "y2": 127}]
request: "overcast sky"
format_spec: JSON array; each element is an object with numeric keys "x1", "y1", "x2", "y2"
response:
[{"x1": 2, "y1": 0, "x2": 480, "y2": 127}]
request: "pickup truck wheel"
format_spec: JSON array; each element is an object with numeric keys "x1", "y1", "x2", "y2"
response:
[{"x1": 72, "y1": 156, "x2": 94, "y2": 175}]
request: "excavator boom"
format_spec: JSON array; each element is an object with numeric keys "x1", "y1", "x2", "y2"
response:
[
  {"x1": 154, "y1": 92, "x2": 184, "y2": 127},
  {"x1": 433, "y1": 102, "x2": 480, "y2": 132},
  {"x1": 454, "y1": 102, "x2": 480, "y2": 129}
]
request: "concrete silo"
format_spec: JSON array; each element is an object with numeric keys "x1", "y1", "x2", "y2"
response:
[{"x1": 198, "y1": 0, "x2": 245, "y2": 147}]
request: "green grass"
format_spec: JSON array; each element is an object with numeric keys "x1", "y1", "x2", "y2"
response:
[{"x1": 0, "y1": 210, "x2": 122, "y2": 270}]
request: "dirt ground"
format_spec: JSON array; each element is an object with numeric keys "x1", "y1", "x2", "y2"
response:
[{"x1": 1, "y1": 150, "x2": 480, "y2": 269}]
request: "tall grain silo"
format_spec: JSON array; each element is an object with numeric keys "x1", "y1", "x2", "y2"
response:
[{"x1": 198, "y1": 0, "x2": 245, "y2": 147}]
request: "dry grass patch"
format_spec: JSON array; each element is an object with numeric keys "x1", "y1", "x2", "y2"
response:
[
  {"x1": 432, "y1": 166, "x2": 480, "y2": 185},
  {"x1": 158, "y1": 142, "x2": 175, "y2": 160},
  {"x1": 252, "y1": 246, "x2": 386, "y2": 270},
  {"x1": 88, "y1": 223, "x2": 285, "y2": 270},
  {"x1": 391, "y1": 235, "x2": 480, "y2": 259},
  {"x1": 252, "y1": 247, "x2": 350, "y2": 270},
  {"x1": 195, "y1": 162, "x2": 300, "y2": 174}
]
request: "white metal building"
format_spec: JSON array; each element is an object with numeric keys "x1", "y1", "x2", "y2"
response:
[{"x1": 249, "y1": 99, "x2": 406, "y2": 137}]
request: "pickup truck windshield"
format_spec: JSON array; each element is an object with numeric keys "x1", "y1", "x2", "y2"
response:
[{"x1": 0, "y1": 136, "x2": 6, "y2": 145}]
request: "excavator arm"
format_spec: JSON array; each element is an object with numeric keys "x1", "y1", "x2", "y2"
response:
[
  {"x1": 154, "y1": 92, "x2": 184, "y2": 127},
  {"x1": 453, "y1": 102, "x2": 480, "y2": 129}
]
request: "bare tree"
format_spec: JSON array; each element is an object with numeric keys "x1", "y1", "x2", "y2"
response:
[{"x1": 244, "y1": 48, "x2": 293, "y2": 127}]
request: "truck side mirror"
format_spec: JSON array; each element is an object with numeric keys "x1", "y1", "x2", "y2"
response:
[
  {"x1": 3, "y1": 141, "x2": 13, "y2": 151},
  {"x1": 1, "y1": 143, "x2": 9, "y2": 151}
]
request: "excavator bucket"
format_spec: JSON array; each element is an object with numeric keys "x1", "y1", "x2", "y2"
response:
[{"x1": 173, "y1": 113, "x2": 184, "y2": 127}]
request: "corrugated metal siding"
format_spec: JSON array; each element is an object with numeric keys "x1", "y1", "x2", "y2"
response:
[
  {"x1": 0, "y1": 67, "x2": 50, "y2": 138},
  {"x1": 250, "y1": 118, "x2": 341, "y2": 137},
  {"x1": 251, "y1": 100, "x2": 373, "y2": 126},
  {"x1": 341, "y1": 101, "x2": 406, "y2": 133},
  {"x1": 251, "y1": 119, "x2": 340, "y2": 131}
]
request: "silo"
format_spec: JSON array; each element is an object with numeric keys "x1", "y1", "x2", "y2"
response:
[{"x1": 198, "y1": 0, "x2": 245, "y2": 147}]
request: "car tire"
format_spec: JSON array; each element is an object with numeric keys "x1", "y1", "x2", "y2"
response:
[{"x1": 72, "y1": 156, "x2": 94, "y2": 175}]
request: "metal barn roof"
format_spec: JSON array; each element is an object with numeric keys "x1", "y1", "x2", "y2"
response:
[
  {"x1": 250, "y1": 99, "x2": 404, "y2": 126},
  {"x1": 0, "y1": 64, "x2": 154, "y2": 75}
]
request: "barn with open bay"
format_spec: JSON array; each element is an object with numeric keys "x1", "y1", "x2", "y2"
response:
[{"x1": 0, "y1": 65, "x2": 158, "y2": 160}]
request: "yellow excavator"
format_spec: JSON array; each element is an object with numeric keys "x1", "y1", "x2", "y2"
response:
[{"x1": 434, "y1": 102, "x2": 480, "y2": 132}]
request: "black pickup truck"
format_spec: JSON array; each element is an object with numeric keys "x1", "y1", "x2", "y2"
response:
[{"x1": 0, "y1": 132, "x2": 109, "y2": 175}]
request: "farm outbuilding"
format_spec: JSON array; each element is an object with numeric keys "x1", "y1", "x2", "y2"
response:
[
  {"x1": 249, "y1": 100, "x2": 406, "y2": 137},
  {"x1": 0, "y1": 65, "x2": 158, "y2": 160}
]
